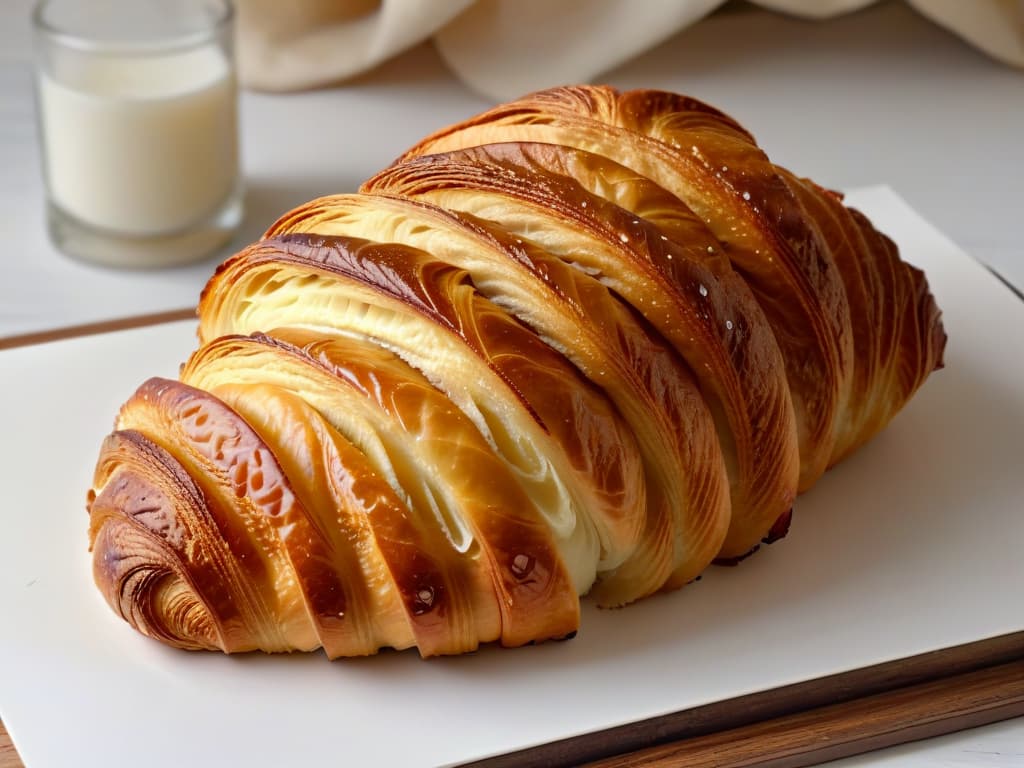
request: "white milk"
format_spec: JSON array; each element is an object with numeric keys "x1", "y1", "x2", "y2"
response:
[{"x1": 38, "y1": 46, "x2": 238, "y2": 237}]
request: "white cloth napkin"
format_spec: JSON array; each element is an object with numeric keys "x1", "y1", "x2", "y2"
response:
[{"x1": 235, "y1": 0, "x2": 1024, "y2": 98}]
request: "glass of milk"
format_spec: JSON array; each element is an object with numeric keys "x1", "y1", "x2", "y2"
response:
[{"x1": 33, "y1": 0, "x2": 242, "y2": 268}]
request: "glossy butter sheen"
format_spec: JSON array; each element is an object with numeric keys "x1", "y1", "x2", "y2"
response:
[{"x1": 86, "y1": 86, "x2": 945, "y2": 658}]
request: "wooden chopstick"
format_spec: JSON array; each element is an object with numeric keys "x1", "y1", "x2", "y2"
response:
[{"x1": 0, "y1": 307, "x2": 196, "y2": 351}]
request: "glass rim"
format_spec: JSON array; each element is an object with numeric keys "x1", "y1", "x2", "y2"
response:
[{"x1": 32, "y1": 0, "x2": 234, "y2": 56}]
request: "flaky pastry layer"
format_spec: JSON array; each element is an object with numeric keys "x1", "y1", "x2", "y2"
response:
[{"x1": 87, "y1": 86, "x2": 945, "y2": 657}]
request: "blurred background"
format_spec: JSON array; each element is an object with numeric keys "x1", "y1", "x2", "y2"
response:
[{"x1": 1, "y1": 0, "x2": 1022, "y2": 338}]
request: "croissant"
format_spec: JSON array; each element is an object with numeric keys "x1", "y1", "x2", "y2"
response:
[{"x1": 87, "y1": 85, "x2": 945, "y2": 658}]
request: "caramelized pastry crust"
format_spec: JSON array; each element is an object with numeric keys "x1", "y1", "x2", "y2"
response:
[{"x1": 87, "y1": 86, "x2": 945, "y2": 657}]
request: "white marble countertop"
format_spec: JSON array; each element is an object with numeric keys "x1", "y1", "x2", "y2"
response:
[{"x1": 0, "y1": 0, "x2": 1020, "y2": 764}]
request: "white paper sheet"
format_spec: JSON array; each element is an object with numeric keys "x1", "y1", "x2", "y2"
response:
[{"x1": 1, "y1": 187, "x2": 1021, "y2": 768}]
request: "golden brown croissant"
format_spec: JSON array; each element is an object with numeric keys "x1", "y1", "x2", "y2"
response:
[{"x1": 87, "y1": 85, "x2": 946, "y2": 658}]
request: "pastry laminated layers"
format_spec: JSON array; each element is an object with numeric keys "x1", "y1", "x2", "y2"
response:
[{"x1": 87, "y1": 85, "x2": 946, "y2": 658}]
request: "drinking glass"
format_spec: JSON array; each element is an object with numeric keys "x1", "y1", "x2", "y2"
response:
[{"x1": 33, "y1": 0, "x2": 242, "y2": 268}]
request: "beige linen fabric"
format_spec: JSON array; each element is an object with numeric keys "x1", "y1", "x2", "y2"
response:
[{"x1": 234, "y1": 0, "x2": 1024, "y2": 97}]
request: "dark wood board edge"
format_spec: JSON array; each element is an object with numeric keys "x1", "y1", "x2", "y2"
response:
[
  {"x1": 462, "y1": 630, "x2": 1024, "y2": 768},
  {"x1": 582, "y1": 658, "x2": 1024, "y2": 768},
  {"x1": 0, "y1": 307, "x2": 197, "y2": 351}
]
